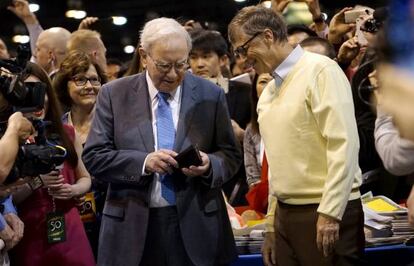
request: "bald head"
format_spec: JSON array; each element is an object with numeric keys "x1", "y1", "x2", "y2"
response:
[
  {"x1": 35, "y1": 27, "x2": 71, "y2": 73},
  {"x1": 67, "y1": 30, "x2": 107, "y2": 72}
]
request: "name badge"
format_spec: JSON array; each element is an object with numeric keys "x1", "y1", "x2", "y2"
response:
[{"x1": 46, "y1": 212, "x2": 66, "y2": 244}]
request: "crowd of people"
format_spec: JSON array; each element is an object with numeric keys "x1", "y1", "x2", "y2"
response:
[{"x1": 0, "y1": 0, "x2": 414, "y2": 265}]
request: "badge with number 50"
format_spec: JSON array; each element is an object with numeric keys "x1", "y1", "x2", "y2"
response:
[{"x1": 47, "y1": 212, "x2": 66, "y2": 244}]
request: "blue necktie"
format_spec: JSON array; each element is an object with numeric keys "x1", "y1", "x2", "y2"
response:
[{"x1": 156, "y1": 92, "x2": 176, "y2": 205}]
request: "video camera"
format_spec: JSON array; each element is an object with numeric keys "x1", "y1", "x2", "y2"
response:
[
  {"x1": 0, "y1": 44, "x2": 45, "y2": 114},
  {"x1": 0, "y1": 45, "x2": 66, "y2": 183}
]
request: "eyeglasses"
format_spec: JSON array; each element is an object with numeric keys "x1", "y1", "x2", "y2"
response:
[
  {"x1": 148, "y1": 54, "x2": 188, "y2": 73},
  {"x1": 233, "y1": 32, "x2": 263, "y2": 58},
  {"x1": 72, "y1": 76, "x2": 101, "y2": 86}
]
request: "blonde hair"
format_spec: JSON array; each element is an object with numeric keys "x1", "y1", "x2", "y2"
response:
[{"x1": 67, "y1": 29, "x2": 103, "y2": 53}]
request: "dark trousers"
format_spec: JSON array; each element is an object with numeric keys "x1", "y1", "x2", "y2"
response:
[
  {"x1": 275, "y1": 199, "x2": 365, "y2": 266},
  {"x1": 140, "y1": 206, "x2": 194, "y2": 266}
]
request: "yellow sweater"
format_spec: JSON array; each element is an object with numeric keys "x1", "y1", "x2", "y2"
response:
[{"x1": 258, "y1": 51, "x2": 362, "y2": 232}]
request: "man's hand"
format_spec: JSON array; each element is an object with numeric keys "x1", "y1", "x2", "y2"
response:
[
  {"x1": 271, "y1": 0, "x2": 293, "y2": 13},
  {"x1": 145, "y1": 149, "x2": 178, "y2": 175},
  {"x1": 78, "y1": 17, "x2": 99, "y2": 30},
  {"x1": 7, "y1": 112, "x2": 34, "y2": 142},
  {"x1": 7, "y1": 0, "x2": 38, "y2": 25},
  {"x1": 183, "y1": 20, "x2": 203, "y2": 32},
  {"x1": 0, "y1": 224, "x2": 15, "y2": 251},
  {"x1": 231, "y1": 120, "x2": 245, "y2": 144},
  {"x1": 4, "y1": 213, "x2": 24, "y2": 246},
  {"x1": 40, "y1": 170, "x2": 64, "y2": 190},
  {"x1": 328, "y1": 7, "x2": 356, "y2": 45},
  {"x1": 337, "y1": 36, "x2": 360, "y2": 64},
  {"x1": 181, "y1": 151, "x2": 210, "y2": 177},
  {"x1": 316, "y1": 213, "x2": 340, "y2": 257},
  {"x1": 262, "y1": 232, "x2": 277, "y2": 266}
]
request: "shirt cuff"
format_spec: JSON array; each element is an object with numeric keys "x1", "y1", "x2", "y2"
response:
[
  {"x1": 2, "y1": 196, "x2": 16, "y2": 215},
  {"x1": 265, "y1": 214, "x2": 275, "y2": 233},
  {"x1": 141, "y1": 155, "x2": 151, "y2": 176}
]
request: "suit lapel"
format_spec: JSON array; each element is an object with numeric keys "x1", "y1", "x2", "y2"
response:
[
  {"x1": 135, "y1": 73, "x2": 155, "y2": 153},
  {"x1": 174, "y1": 73, "x2": 197, "y2": 152}
]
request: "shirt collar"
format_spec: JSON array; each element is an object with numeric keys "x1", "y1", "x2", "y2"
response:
[
  {"x1": 272, "y1": 45, "x2": 304, "y2": 83},
  {"x1": 145, "y1": 71, "x2": 180, "y2": 103}
]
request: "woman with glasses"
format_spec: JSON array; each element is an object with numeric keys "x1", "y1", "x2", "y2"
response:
[
  {"x1": 54, "y1": 50, "x2": 107, "y2": 145},
  {"x1": 9, "y1": 62, "x2": 95, "y2": 266},
  {"x1": 54, "y1": 50, "x2": 107, "y2": 258}
]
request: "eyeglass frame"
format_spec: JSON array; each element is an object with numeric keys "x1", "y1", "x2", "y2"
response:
[
  {"x1": 147, "y1": 53, "x2": 189, "y2": 74},
  {"x1": 233, "y1": 32, "x2": 263, "y2": 58},
  {"x1": 71, "y1": 76, "x2": 102, "y2": 86}
]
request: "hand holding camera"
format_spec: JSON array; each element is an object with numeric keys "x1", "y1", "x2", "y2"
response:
[
  {"x1": 7, "y1": 112, "x2": 34, "y2": 142},
  {"x1": 328, "y1": 7, "x2": 356, "y2": 44}
]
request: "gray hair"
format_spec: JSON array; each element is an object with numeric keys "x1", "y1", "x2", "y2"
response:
[
  {"x1": 228, "y1": 6, "x2": 287, "y2": 44},
  {"x1": 140, "y1": 17, "x2": 192, "y2": 53}
]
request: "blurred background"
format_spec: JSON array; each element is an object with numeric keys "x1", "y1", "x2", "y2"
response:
[{"x1": 0, "y1": 0, "x2": 388, "y2": 60}]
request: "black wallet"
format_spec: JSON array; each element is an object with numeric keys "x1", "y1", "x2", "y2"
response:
[{"x1": 175, "y1": 144, "x2": 202, "y2": 168}]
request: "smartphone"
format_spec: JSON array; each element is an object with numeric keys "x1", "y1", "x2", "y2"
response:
[
  {"x1": 355, "y1": 18, "x2": 369, "y2": 46},
  {"x1": 344, "y1": 8, "x2": 372, "y2": 23}
]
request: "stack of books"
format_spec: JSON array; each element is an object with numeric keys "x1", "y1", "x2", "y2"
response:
[
  {"x1": 363, "y1": 194, "x2": 414, "y2": 247},
  {"x1": 234, "y1": 230, "x2": 264, "y2": 254}
]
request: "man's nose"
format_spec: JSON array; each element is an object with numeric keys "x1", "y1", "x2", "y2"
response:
[
  {"x1": 195, "y1": 58, "x2": 206, "y2": 68},
  {"x1": 166, "y1": 67, "x2": 178, "y2": 79}
]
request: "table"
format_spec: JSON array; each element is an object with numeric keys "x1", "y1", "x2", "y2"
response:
[{"x1": 231, "y1": 244, "x2": 414, "y2": 266}]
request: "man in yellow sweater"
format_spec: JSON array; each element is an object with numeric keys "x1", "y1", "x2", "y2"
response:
[{"x1": 229, "y1": 6, "x2": 364, "y2": 266}]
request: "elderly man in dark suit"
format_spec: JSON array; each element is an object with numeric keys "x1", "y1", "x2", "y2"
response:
[{"x1": 82, "y1": 17, "x2": 241, "y2": 266}]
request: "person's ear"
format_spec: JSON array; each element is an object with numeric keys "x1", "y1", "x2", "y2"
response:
[
  {"x1": 263, "y1": 28, "x2": 275, "y2": 46},
  {"x1": 138, "y1": 47, "x2": 148, "y2": 68},
  {"x1": 48, "y1": 50, "x2": 56, "y2": 62}
]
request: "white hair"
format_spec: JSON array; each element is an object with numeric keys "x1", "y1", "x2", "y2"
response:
[{"x1": 140, "y1": 17, "x2": 192, "y2": 53}]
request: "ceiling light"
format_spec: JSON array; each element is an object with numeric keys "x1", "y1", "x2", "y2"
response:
[
  {"x1": 65, "y1": 10, "x2": 87, "y2": 19},
  {"x1": 262, "y1": 1, "x2": 271, "y2": 8},
  {"x1": 12, "y1": 35, "x2": 30, "y2": 44},
  {"x1": 29, "y1": 3, "x2": 39, "y2": 12},
  {"x1": 124, "y1": 45, "x2": 134, "y2": 54},
  {"x1": 234, "y1": 0, "x2": 246, "y2": 2},
  {"x1": 112, "y1": 16, "x2": 127, "y2": 26}
]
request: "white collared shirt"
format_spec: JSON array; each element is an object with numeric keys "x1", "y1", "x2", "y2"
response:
[
  {"x1": 272, "y1": 45, "x2": 305, "y2": 87},
  {"x1": 144, "y1": 71, "x2": 182, "y2": 207}
]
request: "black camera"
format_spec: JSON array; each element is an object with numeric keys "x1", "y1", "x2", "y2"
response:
[
  {"x1": 0, "y1": 122, "x2": 67, "y2": 183},
  {"x1": 0, "y1": 44, "x2": 45, "y2": 113},
  {"x1": 5, "y1": 120, "x2": 67, "y2": 184},
  {"x1": 0, "y1": 45, "x2": 66, "y2": 183}
]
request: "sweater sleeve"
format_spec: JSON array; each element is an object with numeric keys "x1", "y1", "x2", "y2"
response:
[
  {"x1": 374, "y1": 110, "x2": 414, "y2": 176},
  {"x1": 310, "y1": 63, "x2": 361, "y2": 220}
]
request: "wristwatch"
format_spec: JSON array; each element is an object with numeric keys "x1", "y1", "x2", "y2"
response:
[{"x1": 313, "y1": 12, "x2": 328, "y2": 24}]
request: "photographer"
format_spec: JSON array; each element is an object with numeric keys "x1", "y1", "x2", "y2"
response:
[
  {"x1": 0, "y1": 83, "x2": 30, "y2": 262},
  {"x1": 6, "y1": 62, "x2": 95, "y2": 266}
]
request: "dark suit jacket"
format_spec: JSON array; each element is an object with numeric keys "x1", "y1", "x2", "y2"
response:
[
  {"x1": 82, "y1": 72, "x2": 241, "y2": 266},
  {"x1": 225, "y1": 80, "x2": 252, "y2": 130}
]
